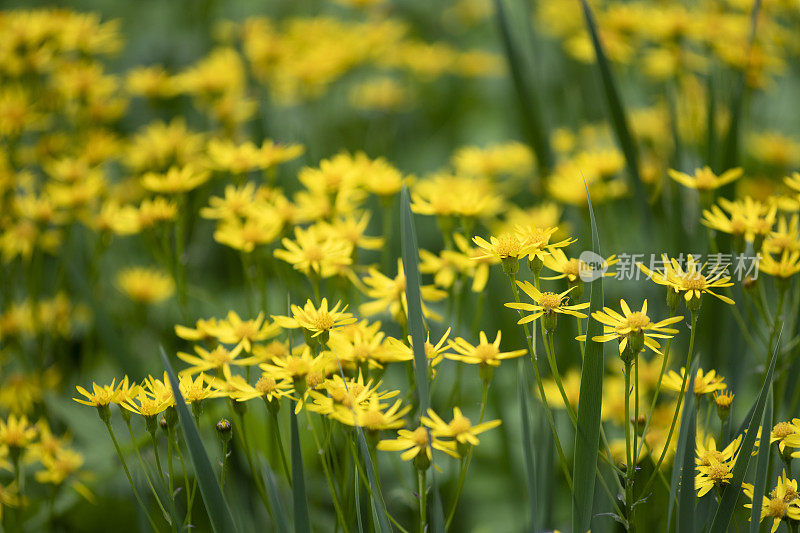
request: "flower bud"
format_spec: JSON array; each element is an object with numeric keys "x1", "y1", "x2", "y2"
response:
[
  {"x1": 500, "y1": 256, "x2": 519, "y2": 277},
  {"x1": 528, "y1": 255, "x2": 544, "y2": 276},
  {"x1": 478, "y1": 363, "x2": 494, "y2": 383},
  {"x1": 96, "y1": 404, "x2": 111, "y2": 424},
  {"x1": 666, "y1": 287, "x2": 680, "y2": 312},
  {"x1": 543, "y1": 311, "x2": 558, "y2": 334},
  {"x1": 216, "y1": 418, "x2": 233, "y2": 444}
]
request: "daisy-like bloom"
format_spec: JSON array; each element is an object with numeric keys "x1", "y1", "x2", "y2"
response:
[
  {"x1": 122, "y1": 390, "x2": 171, "y2": 422},
  {"x1": 542, "y1": 248, "x2": 618, "y2": 285},
  {"x1": 140, "y1": 164, "x2": 210, "y2": 194},
  {"x1": 177, "y1": 344, "x2": 261, "y2": 376},
  {"x1": 759, "y1": 251, "x2": 800, "y2": 280},
  {"x1": 359, "y1": 260, "x2": 446, "y2": 323},
  {"x1": 178, "y1": 373, "x2": 226, "y2": 404},
  {"x1": 259, "y1": 346, "x2": 332, "y2": 392},
  {"x1": 514, "y1": 224, "x2": 575, "y2": 266},
  {"x1": 273, "y1": 298, "x2": 356, "y2": 343},
  {"x1": 200, "y1": 182, "x2": 258, "y2": 221},
  {"x1": 209, "y1": 311, "x2": 280, "y2": 352},
  {"x1": 0, "y1": 415, "x2": 37, "y2": 451},
  {"x1": 450, "y1": 233, "x2": 499, "y2": 293},
  {"x1": 174, "y1": 317, "x2": 220, "y2": 343},
  {"x1": 446, "y1": 331, "x2": 526, "y2": 368},
  {"x1": 744, "y1": 472, "x2": 800, "y2": 533},
  {"x1": 383, "y1": 328, "x2": 452, "y2": 368},
  {"x1": 327, "y1": 320, "x2": 389, "y2": 369},
  {"x1": 308, "y1": 374, "x2": 397, "y2": 416},
  {"x1": 580, "y1": 300, "x2": 682, "y2": 358},
  {"x1": 330, "y1": 397, "x2": 410, "y2": 431},
  {"x1": 319, "y1": 213, "x2": 383, "y2": 251},
  {"x1": 662, "y1": 367, "x2": 726, "y2": 396},
  {"x1": 764, "y1": 215, "x2": 800, "y2": 254},
  {"x1": 377, "y1": 425, "x2": 459, "y2": 468},
  {"x1": 770, "y1": 419, "x2": 800, "y2": 454},
  {"x1": 695, "y1": 434, "x2": 741, "y2": 497},
  {"x1": 667, "y1": 166, "x2": 743, "y2": 192},
  {"x1": 505, "y1": 281, "x2": 589, "y2": 331},
  {"x1": 273, "y1": 225, "x2": 353, "y2": 279},
  {"x1": 213, "y1": 215, "x2": 282, "y2": 253},
  {"x1": 422, "y1": 407, "x2": 501, "y2": 446},
  {"x1": 472, "y1": 232, "x2": 532, "y2": 275},
  {"x1": 702, "y1": 196, "x2": 777, "y2": 252},
  {"x1": 227, "y1": 373, "x2": 292, "y2": 405},
  {"x1": 638, "y1": 254, "x2": 734, "y2": 309},
  {"x1": 73, "y1": 377, "x2": 137, "y2": 408},
  {"x1": 116, "y1": 267, "x2": 174, "y2": 304}
]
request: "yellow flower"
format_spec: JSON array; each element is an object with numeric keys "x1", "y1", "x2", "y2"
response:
[
  {"x1": 421, "y1": 407, "x2": 501, "y2": 446},
  {"x1": 209, "y1": 311, "x2": 280, "y2": 352},
  {"x1": 126, "y1": 65, "x2": 178, "y2": 99},
  {"x1": 542, "y1": 249, "x2": 618, "y2": 283},
  {"x1": 201, "y1": 182, "x2": 258, "y2": 220},
  {"x1": 582, "y1": 300, "x2": 682, "y2": 356},
  {"x1": 515, "y1": 225, "x2": 575, "y2": 263},
  {"x1": 359, "y1": 260, "x2": 446, "y2": 322},
  {"x1": 667, "y1": 166, "x2": 743, "y2": 192},
  {"x1": 0, "y1": 415, "x2": 37, "y2": 449},
  {"x1": 472, "y1": 232, "x2": 531, "y2": 261},
  {"x1": 141, "y1": 164, "x2": 211, "y2": 194},
  {"x1": 122, "y1": 390, "x2": 171, "y2": 418},
  {"x1": 759, "y1": 251, "x2": 800, "y2": 280},
  {"x1": 116, "y1": 267, "x2": 174, "y2": 304},
  {"x1": 213, "y1": 215, "x2": 282, "y2": 253},
  {"x1": 259, "y1": 346, "x2": 331, "y2": 386},
  {"x1": 331, "y1": 397, "x2": 410, "y2": 431},
  {"x1": 178, "y1": 373, "x2": 226, "y2": 404},
  {"x1": 227, "y1": 373, "x2": 292, "y2": 404},
  {"x1": 206, "y1": 138, "x2": 303, "y2": 174},
  {"x1": 273, "y1": 225, "x2": 353, "y2": 278},
  {"x1": 744, "y1": 471, "x2": 800, "y2": 533},
  {"x1": 136, "y1": 196, "x2": 178, "y2": 228},
  {"x1": 0, "y1": 482, "x2": 19, "y2": 520},
  {"x1": 73, "y1": 377, "x2": 138, "y2": 407},
  {"x1": 326, "y1": 320, "x2": 389, "y2": 369},
  {"x1": 505, "y1": 281, "x2": 590, "y2": 324},
  {"x1": 177, "y1": 344, "x2": 261, "y2": 376},
  {"x1": 446, "y1": 331, "x2": 526, "y2": 367},
  {"x1": 383, "y1": 328, "x2": 453, "y2": 367},
  {"x1": 770, "y1": 419, "x2": 800, "y2": 454},
  {"x1": 663, "y1": 367, "x2": 726, "y2": 396},
  {"x1": 638, "y1": 254, "x2": 734, "y2": 306},
  {"x1": 273, "y1": 298, "x2": 357, "y2": 339},
  {"x1": 377, "y1": 426, "x2": 459, "y2": 464},
  {"x1": 764, "y1": 215, "x2": 800, "y2": 254},
  {"x1": 319, "y1": 213, "x2": 383, "y2": 251},
  {"x1": 174, "y1": 317, "x2": 221, "y2": 342},
  {"x1": 695, "y1": 434, "x2": 740, "y2": 497}
]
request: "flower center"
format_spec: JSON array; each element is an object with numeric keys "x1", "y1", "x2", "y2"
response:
[
  {"x1": 411, "y1": 427, "x2": 429, "y2": 446},
  {"x1": 361, "y1": 409, "x2": 385, "y2": 429},
  {"x1": 700, "y1": 450, "x2": 726, "y2": 466},
  {"x1": 494, "y1": 234, "x2": 523, "y2": 258},
  {"x1": 284, "y1": 358, "x2": 310, "y2": 377},
  {"x1": 255, "y1": 376, "x2": 276, "y2": 395},
  {"x1": 311, "y1": 311, "x2": 335, "y2": 331},
  {"x1": 682, "y1": 274, "x2": 707, "y2": 290},
  {"x1": 473, "y1": 343, "x2": 498, "y2": 361},
  {"x1": 625, "y1": 311, "x2": 650, "y2": 330},
  {"x1": 694, "y1": 169, "x2": 716, "y2": 190},
  {"x1": 449, "y1": 416, "x2": 472, "y2": 435},
  {"x1": 766, "y1": 496, "x2": 788, "y2": 518},
  {"x1": 772, "y1": 422, "x2": 796, "y2": 439},
  {"x1": 210, "y1": 347, "x2": 234, "y2": 365},
  {"x1": 539, "y1": 292, "x2": 562, "y2": 310},
  {"x1": 707, "y1": 462, "x2": 730, "y2": 482}
]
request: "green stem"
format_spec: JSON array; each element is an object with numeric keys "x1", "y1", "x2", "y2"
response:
[
  {"x1": 642, "y1": 311, "x2": 699, "y2": 494},
  {"x1": 418, "y1": 469, "x2": 427, "y2": 533},
  {"x1": 105, "y1": 422, "x2": 162, "y2": 532},
  {"x1": 125, "y1": 420, "x2": 171, "y2": 520},
  {"x1": 508, "y1": 273, "x2": 573, "y2": 491},
  {"x1": 270, "y1": 409, "x2": 292, "y2": 484}
]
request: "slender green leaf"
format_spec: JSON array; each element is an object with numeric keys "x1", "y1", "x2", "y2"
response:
[
  {"x1": 400, "y1": 186, "x2": 444, "y2": 533},
  {"x1": 709, "y1": 331, "x2": 780, "y2": 533},
  {"x1": 493, "y1": 0, "x2": 554, "y2": 174},
  {"x1": 749, "y1": 390, "x2": 773, "y2": 533},
  {"x1": 261, "y1": 459, "x2": 290, "y2": 533},
  {"x1": 577, "y1": 0, "x2": 649, "y2": 223},
  {"x1": 290, "y1": 412, "x2": 311, "y2": 533},
  {"x1": 159, "y1": 347, "x2": 238, "y2": 533},
  {"x1": 571, "y1": 183, "x2": 605, "y2": 533},
  {"x1": 668, "y1": 357, "x2": 699, "y2": 533}
]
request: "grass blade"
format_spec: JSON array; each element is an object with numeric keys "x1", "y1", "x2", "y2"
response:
[
  {"x1": 290, "y1": 412, "x2": 311, "y2": 533},
  {"x1": 493, "y1": 0, "x2": 554, "y2": 174},
  {"x1": 571, "y1": 183, "x2": 605, "y2": 532},
  {"x1": 261, "y1": 459, "x2": 290, "y2": 533},
  {"x1": 577, "y1": 0, "x2": 648, "y2": 223},
  {"x1": 709, "y1": 330, "x2": 780, "y2": 533},
  {"x1": 354, "y1": 429, "x2": 392, "y2": 532},
  {"x1": 400, "y1": 186, "x2": 444, "y2": 533},
  {"x1": 159, "y1": 347, "x2": 238, "y2": 533},
  {"x1": 749, "y1": 389, "x2": 773, "y2": 533},
  {"x1": 668, "y1": 357, "x2": 699, "y2": 533}
]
